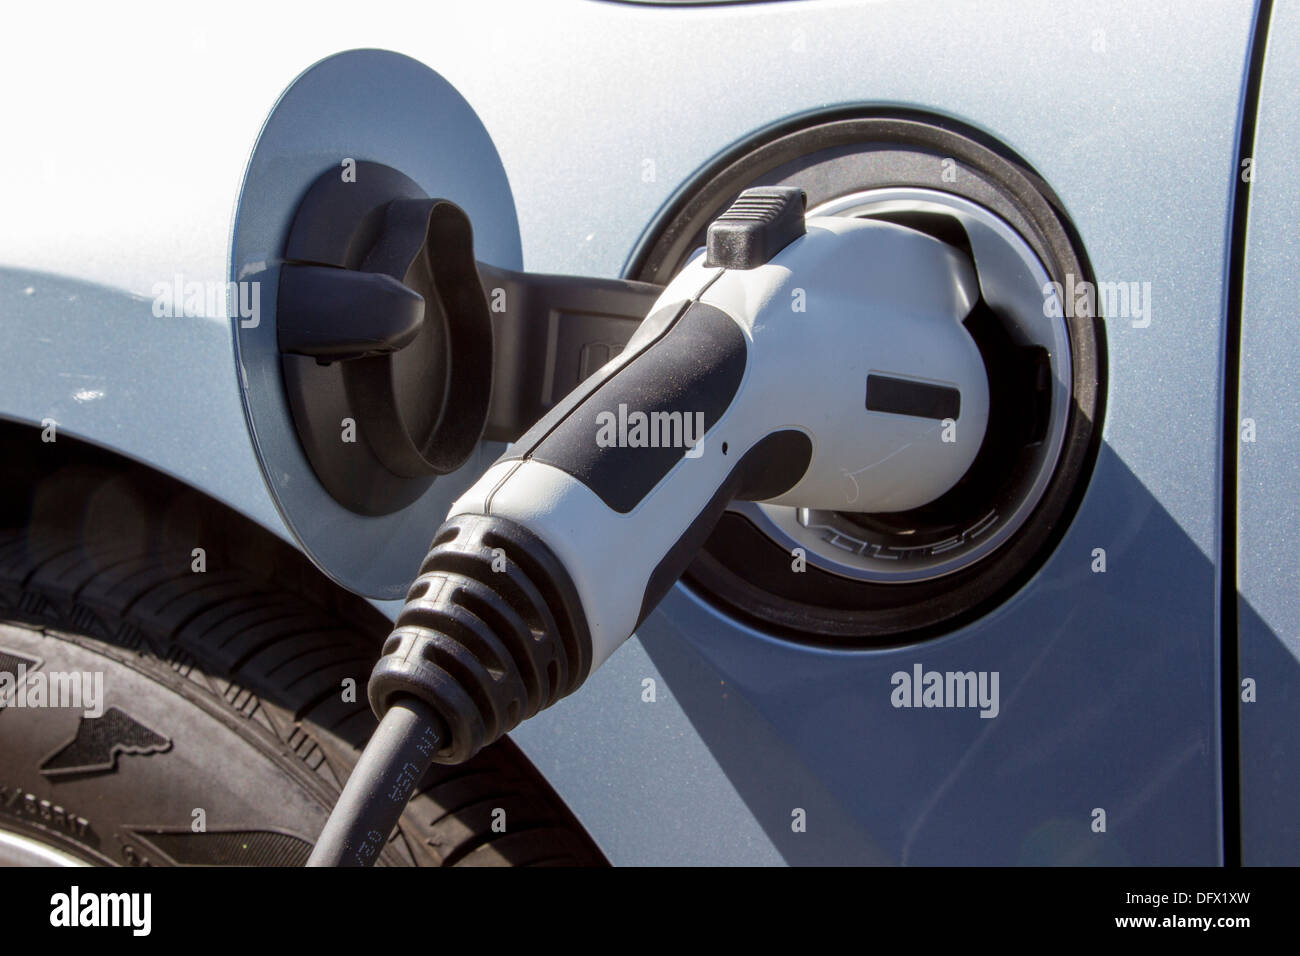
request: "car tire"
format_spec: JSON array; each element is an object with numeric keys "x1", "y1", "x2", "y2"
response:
[{"x1": 0, "y1": 470, "x2": 603, "y2": 867}]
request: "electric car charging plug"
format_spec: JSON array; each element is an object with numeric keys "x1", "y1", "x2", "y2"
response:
[{"x1": 306, "y1": 187, "x2": 990, "y2": 866}]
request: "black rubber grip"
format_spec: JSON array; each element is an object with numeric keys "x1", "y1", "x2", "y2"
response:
[
  {"x1": 368, "y1": 514, "x2": 593, "y2": 765},
  {"x1": 522, "y1": 301, "x2": 748, "y2": 513}
]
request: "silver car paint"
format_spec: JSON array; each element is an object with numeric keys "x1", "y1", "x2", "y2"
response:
[
  {"x1": 1237, "y1": 0, "x2": 1299, "y2": 866},
  {"x1": 0, "y1": 0, "x2": 1275, "y2": 863},
  {"x1": 231, "y1": 49, "x2": 520, "y2": 601}
]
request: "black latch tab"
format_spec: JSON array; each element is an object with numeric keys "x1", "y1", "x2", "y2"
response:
[{"x1": 704, "y1": 186, "x2": 807, "y2": 270}]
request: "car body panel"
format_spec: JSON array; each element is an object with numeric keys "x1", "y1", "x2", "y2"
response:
[
  {"x1": 0, "y1": 0, "x2": 1273, "y2": 864},
  {"x1": 1237, "y1": 0, "x2": 1300, "y2": 866}
]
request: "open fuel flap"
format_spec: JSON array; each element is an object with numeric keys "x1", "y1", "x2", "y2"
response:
[{"x1": 231, "y1": 49, "x2": 657, "y2": 600}]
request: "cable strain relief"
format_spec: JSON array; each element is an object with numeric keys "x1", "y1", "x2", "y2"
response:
[{"x1": 368, "y1": 512, "x2": 593, "y2": 764}]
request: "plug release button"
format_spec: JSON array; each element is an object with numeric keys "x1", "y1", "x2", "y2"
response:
[{"x1": 705, "y1": 186, "x2": 806, "y2": 269}]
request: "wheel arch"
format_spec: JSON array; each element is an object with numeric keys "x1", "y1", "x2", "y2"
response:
[{"x1": 0, "y1": 415, "x2": 607, "y2": 865}]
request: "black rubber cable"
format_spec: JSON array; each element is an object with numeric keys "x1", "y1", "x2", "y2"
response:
[{"x1": 306, "y1": 696, "x2": 445, "y2": 867}]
